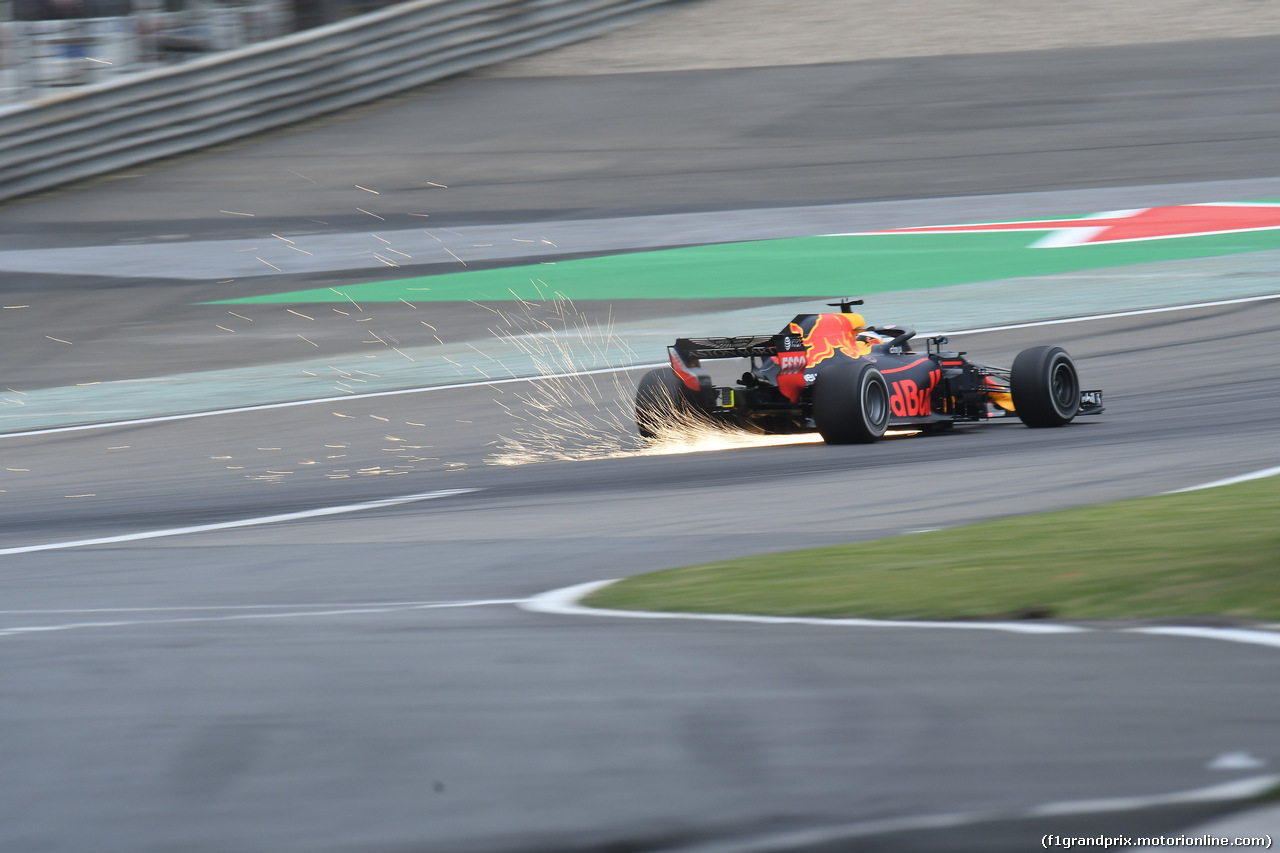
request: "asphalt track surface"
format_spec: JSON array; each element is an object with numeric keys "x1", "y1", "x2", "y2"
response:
[{"x1": 2, "y1": 34, "x2": 1280, "y2": 853}]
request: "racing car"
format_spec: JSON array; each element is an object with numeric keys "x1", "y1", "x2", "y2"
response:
[{"x1": 634, "y1": 299, "x2": 1103, "y2": 444}]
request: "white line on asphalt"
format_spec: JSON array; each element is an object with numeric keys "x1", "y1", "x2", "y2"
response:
[
  {"x1": 1126, "y1": 626, "x2": 1280, "y2": 650},
  {"x1": 0, "y1": 488, "x2": 477, "y2": 555},
  {"x1": 0, "y1": 597, "x2": 521, "y2": 638},
  {"x1": 0, "y1": 600, "x2": 495, "y2": 614},
  {"x1": 655, "y1": 775, "x2": 1280, "y2": 853},
  {"x1": 1166, "y1": 465, "x2": 1280, "y2": 493},
  {"x1": 1026, "y1": 774, "x2": 1280, "y2": 815},
  {"x1": 0, "y1": 364, "x2": 664, "y2": 439},
  {"x1": 6, "y1": 291, "x2": 1278, "y2": 440},
  {"x1": 935, "y1": 292, "x2": 1280, "y2": 337},
  {"x1": 519, "y1": 580, "x2": 1090, "y2": 635},
  {"x1": 524, "y1": 581, "x2": 1280, "y2": 651}
]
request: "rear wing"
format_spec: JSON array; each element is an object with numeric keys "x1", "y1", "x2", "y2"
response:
[
  {"x1": 668, "y1": 333, "x2": 806, "y2": 394},
  {"x1": 672, "y1": 333, "x2": 804, "y2": 362}
]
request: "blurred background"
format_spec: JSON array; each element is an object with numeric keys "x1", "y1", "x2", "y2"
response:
[{"x1": 0, "y1": 0, "x2": 388, "y2": 98}]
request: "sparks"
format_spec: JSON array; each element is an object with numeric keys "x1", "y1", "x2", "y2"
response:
[{"x1": 330, "y1": 288, "x2": 362, "y2": 312}]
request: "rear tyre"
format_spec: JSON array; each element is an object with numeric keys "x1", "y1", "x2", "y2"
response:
[
  {"x1": 635, "y1": 368, "x2": 705, "y2": 438},
  {"x1": 1011, "y1": 346, "x2": 1079, "y2": 427},
  {"x1": 812, "y1": 360, "x2": 890, "y2": 444}
]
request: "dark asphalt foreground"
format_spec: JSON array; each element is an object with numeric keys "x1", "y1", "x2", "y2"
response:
[{"x1": 2, "y1": 30, "x2": 1280, "y2": 853}]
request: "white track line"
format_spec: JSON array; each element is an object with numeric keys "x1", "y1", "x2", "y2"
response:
[
  {"x1": 0, "y1": 600, "x2": 484, "y2": 614},
  {"x1": 5, "y1": 291, "x2": 1278, "y2": 440},
  {"x1": 934, "y1": 292, "x2": 1280, "y2": 337},
  {"x1": 524, "y1": 581, "x2": 1280, "y2": 650},
  {"x1": 520, "y1": 580, "x2": 1089, "y2": 635},
  {"x1": 1167, "y1": 465, "x2": 1280, "y2": 493},
  {"x1": 1126, "y1": 626, "x2": 1280, "y2": 650},
  {"x1": 0, "y1": 488, "x2": 476, "y2": 556},
  {"x1": 656, "y1": 775, "x2": 1280, "y2": 853},
  {"x1": 0, "y1": 597, "x2": 521, "y2": 638},
  {"x1": 1027, "y1": 774, "x2": 1280, "y2": 815},
  {"x1": 0, "y1": 364, "x2": 664, "y2": 439}
]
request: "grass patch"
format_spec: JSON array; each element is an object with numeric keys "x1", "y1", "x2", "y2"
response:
[{"x1": 586, "y1": 476, "x2": 1280, "y2": 622}]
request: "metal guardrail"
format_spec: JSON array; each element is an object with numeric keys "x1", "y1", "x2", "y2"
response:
[{"x1": 0, "y1": 0, "x2": 677, "y2": 202}]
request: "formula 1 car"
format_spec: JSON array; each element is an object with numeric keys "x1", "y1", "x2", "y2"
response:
[{"x1": 634, "y1": 299, "x2": 1103, "y2": 444}]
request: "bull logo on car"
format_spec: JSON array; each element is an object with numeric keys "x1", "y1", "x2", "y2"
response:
[{"x1": 800, "y1": 313, "x2": 872, "y2": 368}]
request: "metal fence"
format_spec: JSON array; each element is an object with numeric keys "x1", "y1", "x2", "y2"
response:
[
  {"x1": 0, "y1": 0, "x2": 407, "y2": 98},
  {"x1": 0, "y1": 0, "x2": 677, "y2": 202}
]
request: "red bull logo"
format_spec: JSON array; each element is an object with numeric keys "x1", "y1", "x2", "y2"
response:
[
  {"x1": 889, "y1": 369, "x2": 941, "y2": 417},
  {"x1": 801, "y1": 313, "x2": 871, "y2": 369}
]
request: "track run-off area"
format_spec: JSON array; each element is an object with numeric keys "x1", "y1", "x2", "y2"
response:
[{"x1": 2, "y1": 16, "x2": 1280, "y2": 853}]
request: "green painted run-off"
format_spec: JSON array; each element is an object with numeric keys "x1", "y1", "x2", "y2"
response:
[{"x1": 212, "y1": 228, "x2": 1280, "y2": 305}]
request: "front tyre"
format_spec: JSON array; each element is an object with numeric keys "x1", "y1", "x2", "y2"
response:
[
  {"x1": 812, "y1": 360, "x2": 890, "y2": 444},
  {"x1": 1011, "y1": 346, "x2": 1079, "y2": 427},
  {"x1": 634, "y1": 367, "x2": 704, "y2": 439}
]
